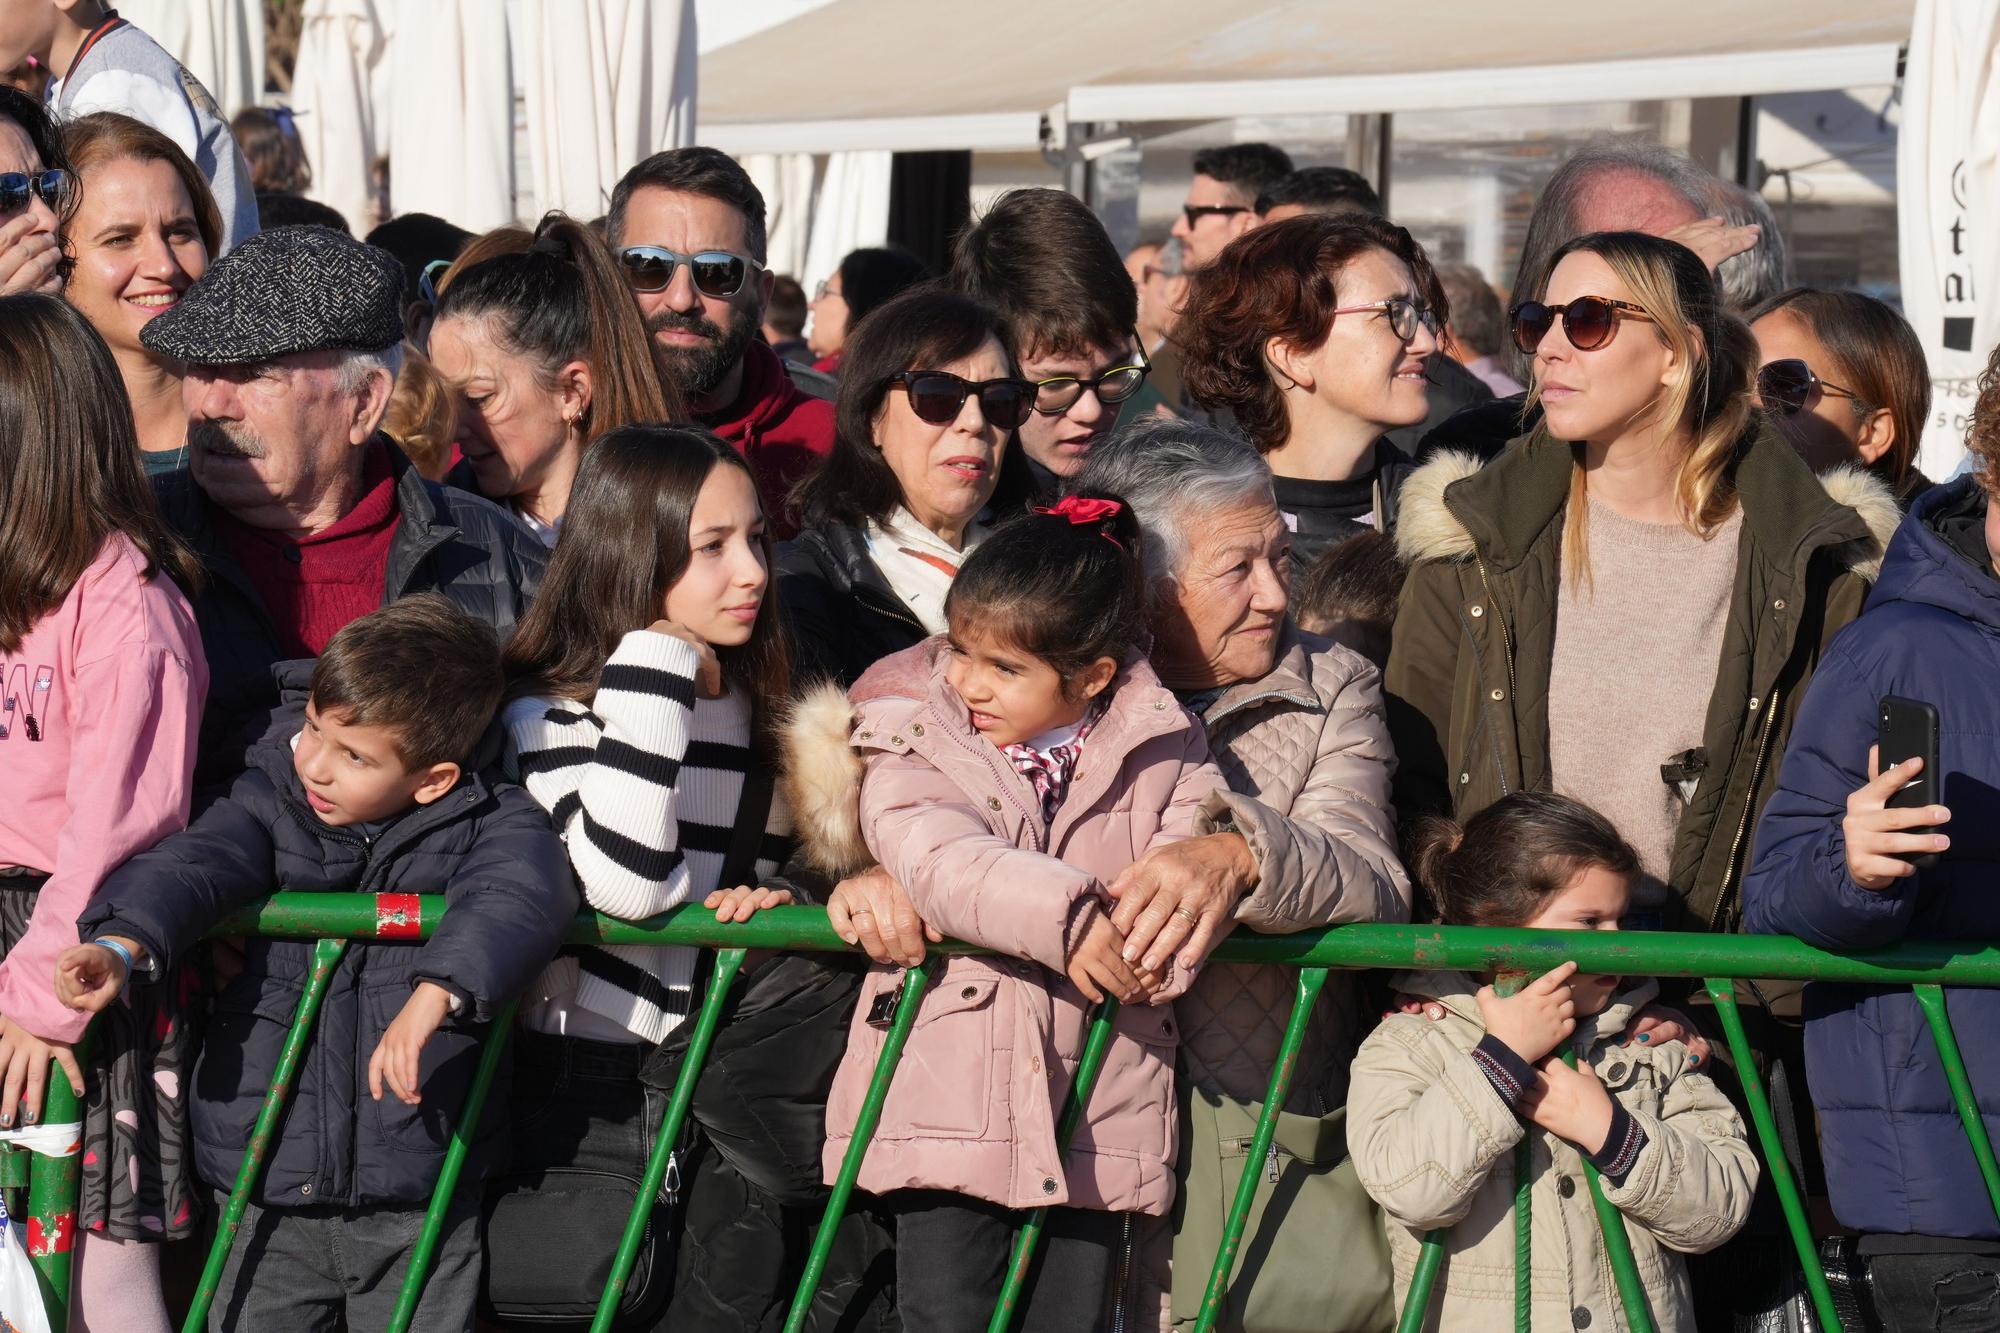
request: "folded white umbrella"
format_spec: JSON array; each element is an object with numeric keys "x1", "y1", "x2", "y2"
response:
[
  {"x1": 801, "y1": 150, "x2": 893, "y2": 297},
  {"x1": 382, "y1": 0, "x2": 516, "y2": 232},
  {"x1": 521, "y1": 0, "x2": 696, "y2": 221},
  {"x1": 742, "y1": 152, "x2": 820, "y2": 281},
  {"x1": 289, "y1": 0, "x2": 388, "y2": 236},
  {"x1": 1899, "y1": 0, "x2": 2000, "y2": 479},
  {"x1": 116, "y1": 0, "x2": 265, "y2": 122}
]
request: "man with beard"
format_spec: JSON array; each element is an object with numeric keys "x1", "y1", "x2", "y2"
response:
[
  {"x1": 142, "y1": 225, "x2": 548, "y2": 786},
  {"x1": 608, "y1": 147, "x2": 834, "y2": 536}
]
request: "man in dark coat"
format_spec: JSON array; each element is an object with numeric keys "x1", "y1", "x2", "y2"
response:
[
  {"x1": 1743, "y1": 470, "x2": 2000, "y2": 1328},
  {"x1": 141, "y1": 224, "x2": 547, "y2": 786}
]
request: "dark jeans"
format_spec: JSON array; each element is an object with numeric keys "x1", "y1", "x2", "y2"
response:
[
  {"x1": 207, "y1": 1191, "x2": 481, "y2": 1333},
  {"x1": 893, "y1": 1190, "x2": 1117, "y2": 1333},
  {"x1": 1870, "y1": 1252, "x2": 2000, "y2": 1333}
]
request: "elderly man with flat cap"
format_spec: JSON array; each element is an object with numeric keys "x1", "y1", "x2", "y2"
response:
[{"x1": 146, "y1": 225, "x2": 547, "y2": 785}]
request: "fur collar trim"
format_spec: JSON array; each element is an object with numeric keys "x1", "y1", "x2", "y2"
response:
[{"x1": 778, "y1": 681, "x2": 873, "y2": 878}]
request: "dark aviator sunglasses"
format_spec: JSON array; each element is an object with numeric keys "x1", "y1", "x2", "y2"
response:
[
  {"x1": 1757, "y1": 358, "x2": 1869, "y2": 417},
  {"x1": 0, "y1": 170, "x2": 66, "y2": 215}
]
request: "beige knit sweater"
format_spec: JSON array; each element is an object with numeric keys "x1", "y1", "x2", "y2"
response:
[{"x1": 1549, "y1": 498, "x2": 1745, "y2": 908}]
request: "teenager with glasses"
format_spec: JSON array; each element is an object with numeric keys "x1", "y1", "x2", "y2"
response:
[
  {"x1": 1389, "y1": 229, "x2": 1900, "y2": 941},
  {"x1": 1748, "y1": 287, "x2": 1934, "y2": 504},
  {"x1": 781, "y1": 290, "x2": 1026, "y2": 690},
  {"x1": 607, "y1": 146, "x2": 835, "y2": 536},
  {"x1": 59, "y1": 113, "x2": 222, "y2": 478},
  {"x1": 951, "y1": 188, "x2": 1152, "y2": 510},
  {"x1": 1169, "y1": 141, "x2": 1292, "y2": 271},
  {"x1": 1178, "y1": 213, "x2": 1445, "y2": 567},
  {"x1": 0, "y1": 86, "x2": 65, "y2": 296}
]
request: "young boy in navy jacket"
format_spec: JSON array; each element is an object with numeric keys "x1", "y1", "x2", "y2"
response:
[{"x1": 60, "y1": 594, "x2": 576, "y2": 1332}]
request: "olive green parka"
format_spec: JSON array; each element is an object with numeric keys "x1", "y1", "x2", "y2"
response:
[{"x1": 1384, "y1": 424, "x2": 1901, "y2": 931}]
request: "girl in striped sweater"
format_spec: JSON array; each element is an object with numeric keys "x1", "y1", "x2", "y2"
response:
[{"x1": 497, "y1": 424, "x2": 837, "y2": 1329}]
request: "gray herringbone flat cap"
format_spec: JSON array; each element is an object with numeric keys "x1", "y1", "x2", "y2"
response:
[{"x1": 141, "y1": 225, "x2": 405, "y2": 365}]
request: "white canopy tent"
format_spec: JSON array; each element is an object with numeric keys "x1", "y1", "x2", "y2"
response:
[
  {"x1": 697, "y1": 0, "x2": 1913, "y2": 154},
  {"x1": 1898, "y1": 0, "x2": 2000, "y2": 479}
]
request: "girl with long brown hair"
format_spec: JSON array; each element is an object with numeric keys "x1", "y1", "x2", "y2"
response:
[
  {"x1": 428, "y1": 212, "x2": 675, "y2": 544},
  {"x1": 0, "y1": 293, "x2": 206, "y2": 1332}
]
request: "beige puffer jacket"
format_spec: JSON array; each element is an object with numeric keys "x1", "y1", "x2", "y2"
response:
[
  {"x1": 1135, "y1": 625, "x2": 1412, "y2": 1328},
  {"x1": 1348, "y1": 971, "x2": 1759, "y2": 1333}
]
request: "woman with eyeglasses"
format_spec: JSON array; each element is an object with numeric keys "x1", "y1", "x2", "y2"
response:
[
  {"x1": 427, "y1": 213, "x2": 672, "y2": 545},
  {"x1": 781, "y1": 288, "x2": 1031, "y2": 692},
  {"x1": 0, "y1": 85, "x2": 67, "y2": 296},
  {"x1": 1178, "y1": 213, "x2": 1445, "y2": 569},
  {"x1": 806, "y1": 245, "x2": 928, "y2": 375},
  {"x1": 1388, "y1": 230, "x2": 1899, "y2": 939},
  {"x1": 1749, "y1": 287, "x2": 1935, "y2": 504},
  {"x1": 59, "y1": 113, "x2": 221, "y2": 477}
]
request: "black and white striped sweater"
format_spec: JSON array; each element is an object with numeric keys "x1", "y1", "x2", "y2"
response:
[{"x1": 504, "y1": 630, "x2": 792, "y2": 1042}]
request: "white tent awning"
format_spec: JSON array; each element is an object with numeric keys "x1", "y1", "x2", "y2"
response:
[{"x1": 697, "y1": 0, "x2": 1913, "y2": 155}]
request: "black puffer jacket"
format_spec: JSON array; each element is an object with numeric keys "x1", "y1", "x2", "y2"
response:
[
  {"x1": 81, "y1": 686, "x2": 577, "y2": 1209},
  {"x1": 777, "y1": 522, "x2": 929, "y2": 689},
  {"x1": 155, "y1": 440, "x2": 549, "y2": 786}
]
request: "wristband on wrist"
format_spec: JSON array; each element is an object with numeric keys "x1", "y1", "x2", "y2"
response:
[{"x1": 93, "y1": 938, "x2": 137, "y2": 987}]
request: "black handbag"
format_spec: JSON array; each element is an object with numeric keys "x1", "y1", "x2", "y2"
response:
[{"x1": 482, "y1": 757, "x2": 779, "y2": 1329}]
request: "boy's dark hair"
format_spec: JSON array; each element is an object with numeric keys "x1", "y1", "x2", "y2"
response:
[
  {"x1": 838, "y1": 246, "x2": 931, "y2": 332},
  {"x1": 944, "y1": 494, "x2": 1146, "y2": 698},
  {"x1": 0, "y1": 86, "x2": 68, "y2": 176},
  {"x1": 1191, "y1": 143, "x2": 1294, "y2": 203},
  {"x1": 1406, "y1": 792, "x2": 1639, "y2": 928},
  {"x1": 1293, "y1": 530, "x2": 1406, "y2": 667},
  {"x1": 795, "y1": 288, "x2": 1012, "y2": 531},
  {"x1": 949, "y1": 188, "x2": 1135, "y2": 361},
  {"x1": 1255, "y1": 165, "x2": 1382, "y2": 218},
  {"x1": 766, "y1": 274, "x2": 807, "y2": 338},
  {"x1": 256, "y1": 191, "x2": 351, "y2": 235},
  {"x1": 607, "y1": 145, "x2": 767, "y2": 261},
  {"x1": 311, "y1": 594, "x2": 504, "y2": 769}
]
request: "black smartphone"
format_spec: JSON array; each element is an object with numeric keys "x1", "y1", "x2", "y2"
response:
[{"x1": 1878, "y1": 695, "x2": 1942, "y2": 870}]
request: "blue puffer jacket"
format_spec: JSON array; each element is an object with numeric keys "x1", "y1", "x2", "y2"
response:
[
  {"x1": 1743, "y1": 476, "x2": 2000, "y2": 1239},
  {"x1": 81, "y1": 692, "x2": 577, "y2": 1209}
]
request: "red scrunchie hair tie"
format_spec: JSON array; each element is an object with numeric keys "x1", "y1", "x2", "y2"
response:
[{"x1": 1030, "y1": 496, "x2": 1125, "y2": 548}]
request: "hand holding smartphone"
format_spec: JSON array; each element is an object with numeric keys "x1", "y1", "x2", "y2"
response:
[{"x1": 1877, "y1": 696, "x2": 1943, "y2": 871}]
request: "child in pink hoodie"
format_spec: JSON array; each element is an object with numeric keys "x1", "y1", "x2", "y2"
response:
[
  {"x1": 822, "y1": 495, "x2": 1223, "y2": 1331},
  {"x1": 0, "y1": 294, "x2": 207, "y2": 1331}
]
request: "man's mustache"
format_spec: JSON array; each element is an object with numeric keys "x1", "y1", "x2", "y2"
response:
[
  {"x1": 646, "y1": 309, "x2": 723, "y2": 340},
  {"x1": 190, "y1": 420, "x2": 266, "y2": 459}
]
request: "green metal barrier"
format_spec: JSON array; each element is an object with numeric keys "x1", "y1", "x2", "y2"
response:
[{"x1": 29, "y1": 896, "x2": 2000, "y2": 1332}]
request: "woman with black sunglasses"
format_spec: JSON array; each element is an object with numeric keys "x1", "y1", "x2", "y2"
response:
[
  {"x1": 0, "y1": 86, "x2": 67, "y2": 296},
  {"x1": 781, "y1": 288, "x2": 1030, "y2": 691},
  {"x1": 1388, "y1": 230, "x2": 1900, "y2": 940},
  {"x1": 1749, "y1": 287, "x2": 1935, "y2": 504},
  {"x1": 1178, "y1": 212, "x2": 1445, "y2": 569}
]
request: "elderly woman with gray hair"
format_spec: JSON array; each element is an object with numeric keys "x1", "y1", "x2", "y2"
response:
[{"x1": 825, "y1": 417, "x2": 1410, "y2": 1327}]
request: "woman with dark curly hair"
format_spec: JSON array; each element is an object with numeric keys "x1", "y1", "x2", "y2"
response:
[{"x1": 1177, "y1": 213, "x2": 1447, "y2": 567}]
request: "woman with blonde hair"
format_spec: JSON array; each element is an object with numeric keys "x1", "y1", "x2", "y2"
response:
[
  {"x1": 60, "y1": 112, "x2": 223, "y2": 474},
  {"x1": 1386, "y1": 230, "x2": 1899, "y2": 936}
]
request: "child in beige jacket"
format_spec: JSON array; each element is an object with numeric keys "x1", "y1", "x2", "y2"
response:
[{"x1": 1349, "y1": 792, "x2": 1759, "y2": 1332}]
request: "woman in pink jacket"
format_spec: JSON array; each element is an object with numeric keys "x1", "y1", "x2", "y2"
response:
[
  {"x1": 0, "y1": 294, "x2": 206, "y2": 1331},
  {"x1": 806, "y1": 495, "x2": 1222, "y2": 1330}
]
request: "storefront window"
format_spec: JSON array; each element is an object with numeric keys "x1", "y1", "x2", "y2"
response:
[{"x1": 1752, "y1": 85, "x2": 1900, "y2": 301}]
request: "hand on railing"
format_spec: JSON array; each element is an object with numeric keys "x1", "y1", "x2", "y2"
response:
[
  {"x1": 0, "y1": 1015, "x2": 81, "y2": 1129},
  {"x1": 1846, "y1": 749, "x2": 1951, "y2": 891},
  {"x1": 1106, "y1": 832, "x2": 1253, "y2": 977},
  {"x1": 1475, "y1": 959, "x2": 1579, "y2": 1063},
  {"x1": 704, "y1": 885, "x2": 793, "y2": 922},
  {"x1": 827, "y1": 867, "x2": 939, "y2": 967},
  {"x1": 1066, "y1": 910, "x2": 1156, "y2": 1005}
]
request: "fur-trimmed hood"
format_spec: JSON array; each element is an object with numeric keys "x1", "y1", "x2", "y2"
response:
[
  {"x1": 779, "y1": 679, "x2": 873, "y2": 879},
  {"x1": 1395, "y1": 432, "x2": 1902, "y2": 583}
]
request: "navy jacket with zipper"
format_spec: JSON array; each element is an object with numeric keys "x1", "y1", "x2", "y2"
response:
[
  {"x1": 154, "y1": 439, "x2": 548, "y2": 789},
  {"x1": 1743, "y1": 476, "x2": 2000, "y2": 1239},
  {"x1": 80, "y1": 688, "x2": 577, "y2": 1209}
]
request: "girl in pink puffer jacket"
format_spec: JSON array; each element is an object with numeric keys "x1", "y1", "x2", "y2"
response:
[{"x1": 817, "y1": 495, "x2": 1223, "y2": 1330}]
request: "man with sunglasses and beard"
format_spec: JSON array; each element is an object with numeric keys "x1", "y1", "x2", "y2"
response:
[
  {"x1": 607, "y1": 147, "x2": 835, "y2": 537},
  {"x1": 142, "y1": 225, "x2": 547, "y2": 789}
]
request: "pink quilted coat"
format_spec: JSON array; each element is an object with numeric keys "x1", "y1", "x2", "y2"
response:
[{"x1": 817, "y1": 639, "x2": 1224, "y2": 1215}]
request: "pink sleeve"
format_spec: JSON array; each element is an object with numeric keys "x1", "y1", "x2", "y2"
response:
[{"x1": 0, "y1": 643, "x2": 205, "y2": 1042}]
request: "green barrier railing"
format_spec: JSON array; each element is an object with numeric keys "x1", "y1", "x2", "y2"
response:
[{"x1": 18, "y1": 896, "x2": 2000, "y2": 1332}]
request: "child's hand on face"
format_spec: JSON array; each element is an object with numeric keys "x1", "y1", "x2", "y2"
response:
[
  {"x1": 368, "y1": 982, "x2": 456, "y2": 1106},
  {"x1": 645, "y1": 620, "x2": 723, "y2": 699},
  {"x1": 1475, "y1": 960, "x2": 1579, "y2": 1064},
  {"x1": 1066, "y1": 912, "x2": 1153, "y2": 1006},
  {"x1": 704, "y1": 885, "x2": 793, "y2": 922},
  {"x1": 1518, "y1": 1054, "x2": 1616, "y2": 1154},
  {"x1": 55, "y1": 939, "x2": 141, "y2": 1014}
]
